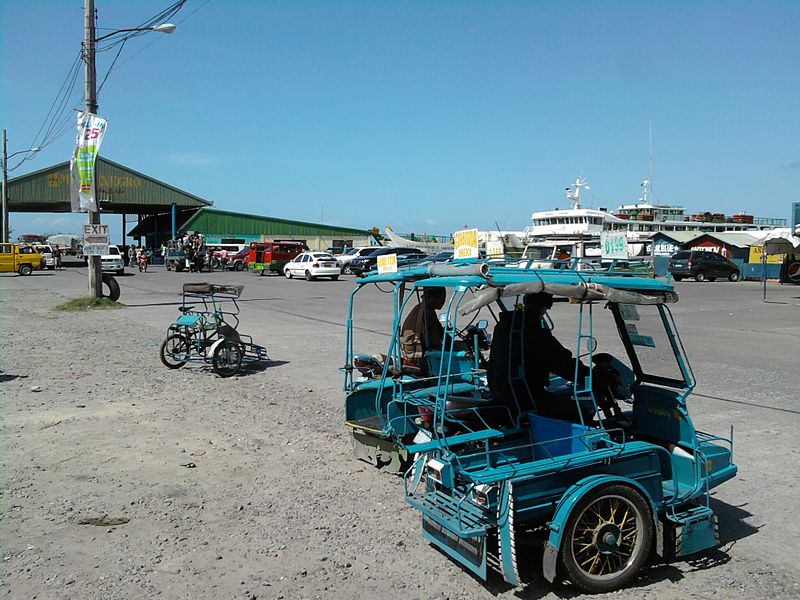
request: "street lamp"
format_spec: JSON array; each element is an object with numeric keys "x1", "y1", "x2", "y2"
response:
[
  {"x1": 95, "y1": 22, "x2": 176, "y2": 42},
  {"x1": 1, "y1": 131, "x2": 41, "y2": 242},
  {"x1": 83, "y1": 0, "x2": 176, "y2": 299}
]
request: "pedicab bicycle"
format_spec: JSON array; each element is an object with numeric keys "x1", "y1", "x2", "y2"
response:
[
  {"x1": 342, "y1": 257, "x2": 737, "y2": 593},
  {"x1": 160, "y1": 283, "x2": 268, "y2": 377}
]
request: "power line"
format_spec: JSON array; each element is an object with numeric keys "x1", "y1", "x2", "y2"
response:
[
  {"x1": 12, "y1": 0, "x2": 205, "y2": 173},
  {"x1": 10, "y1": 50, "x2": 84, "y2": 171}
]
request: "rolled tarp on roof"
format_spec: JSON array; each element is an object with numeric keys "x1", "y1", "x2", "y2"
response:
[
  {"x1": 752, "y1": 230, "x2": 800, "y2": 255},
  {"x1": 459, "y1": 281, "x2": 678, "y2": 315}
]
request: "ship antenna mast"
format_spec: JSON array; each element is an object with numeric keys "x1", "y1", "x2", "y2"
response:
[
  {"x1": 566, "y1": 175, "x2": 590, "y2": 209},
  {"x1": 640, "y1": 121, "x2": 654, "y2": 203}
]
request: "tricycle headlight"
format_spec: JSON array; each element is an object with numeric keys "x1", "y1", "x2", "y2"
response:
[{"x1": 471, "y1": 484, "x2": 497, "y2": 507}]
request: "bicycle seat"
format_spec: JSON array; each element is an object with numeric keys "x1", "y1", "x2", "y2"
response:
[{"x1": 179, "y1": 306, "x2": 196, "y2": 313}]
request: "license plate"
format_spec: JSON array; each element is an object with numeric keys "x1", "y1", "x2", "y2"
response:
[{"x1": 323, "y1": 262, "x2": 333, "y2": 267}]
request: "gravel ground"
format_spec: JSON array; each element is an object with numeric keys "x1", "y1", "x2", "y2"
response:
[{"x1": 1, "y1": 266, "x2": 799, "y2": 599}]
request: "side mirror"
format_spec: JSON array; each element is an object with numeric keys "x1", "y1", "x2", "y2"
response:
[{"x1": 476, "y1": 319, "x2": 488, "y2": 331}]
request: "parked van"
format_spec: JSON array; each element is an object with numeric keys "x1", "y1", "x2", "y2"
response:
[
  {"x1": 247, "y1": 241, "x2": 306, "y2": 275},
  {"x1": 0, "y1": 243, "x2": 44, "y2": 275}
]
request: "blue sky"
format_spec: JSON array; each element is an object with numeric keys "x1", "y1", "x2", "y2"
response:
[{"x1": 2, "y1": 1, "x2": 798, "y2": 244}]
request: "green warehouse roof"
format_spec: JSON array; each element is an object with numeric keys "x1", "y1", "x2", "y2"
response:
[
  {"x1": 181, "y1": 208, "x2": 371, "y2": 238},
  {"x1": 7, "y1": 156, "x2": 212, "y2": 213}
]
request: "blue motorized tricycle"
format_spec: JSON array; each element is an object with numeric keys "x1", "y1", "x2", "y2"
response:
[{"x1": 343, "y1": 259, "x2": 737, "y2": 593}]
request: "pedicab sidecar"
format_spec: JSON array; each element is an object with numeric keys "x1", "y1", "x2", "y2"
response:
[
  {"x1": 160, "y1": 283, "x2": 268, "y2": 377},
  {"x1": 342, "y1": 260, "x2": 737, "y2": 593}
]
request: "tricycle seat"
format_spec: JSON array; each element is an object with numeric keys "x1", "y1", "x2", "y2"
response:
[
  {"x1": 405, "y1": 428, "x2": 503, "y2": 454},
  {"x1": 175, "y1": 314, "x2": 204, "y2": 327}
]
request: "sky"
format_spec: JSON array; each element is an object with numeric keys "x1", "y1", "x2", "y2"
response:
[{"x1": 1, "y1": 0, "x2": 798, "y2": 244}]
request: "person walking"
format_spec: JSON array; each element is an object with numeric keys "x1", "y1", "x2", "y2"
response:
[{"x1": 128, "y1": 245, "x2": 137, "y2": 268}]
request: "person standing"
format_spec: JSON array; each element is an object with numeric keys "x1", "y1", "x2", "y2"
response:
[
  {"x1": 54, "y1": 246, "x2": 63, "y2": 271},
  {"x1": 128, "y1": 245, "x2": 137, "y2": 268}
]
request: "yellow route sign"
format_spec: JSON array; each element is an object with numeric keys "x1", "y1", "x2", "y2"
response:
[
  {"x1": 453, "y1": 228, "x2": 479, "y2": 260},
  {"x1": 377, "y1": 253, "x2": 398, "y2": 274}
]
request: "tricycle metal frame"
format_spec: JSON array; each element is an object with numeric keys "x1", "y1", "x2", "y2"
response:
[
  {"x1": 160, "y1": 283, "x2": 268, "y2": 377},
  {"x1": 343, "y1": 259, "x2": 737, "y2": 593}
]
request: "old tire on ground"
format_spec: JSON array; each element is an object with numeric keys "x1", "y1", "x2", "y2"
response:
[
  {"x1": 18, "y1": 264, "x2": 33, "y2": 276},
  {"x1": 212, "y1": 340, "x2": 242, "y2": 377},
  {"x1": 305, "y1": 270, "x2": 314, "y2": 281},
  {"x1": 694, "y1": 271, "x2": 706, "y2": 282},
  {"x1": 729, "y1": 270, "x2": 740, "y2": 282},
  {"x1": 160, "y1": 334, "x2": 189, "y2": 369},
  {"x1": 101, "y1": 273, "x2": 121, "y2": 301},
  {"x1": 561, "y1": 484, "x2": 653, "y2": 594},
  {"x1": 672, "y1": 275, "x2": 683, "y2": 282}
]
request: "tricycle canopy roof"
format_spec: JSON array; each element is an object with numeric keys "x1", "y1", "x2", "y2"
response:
[{"x1": 358, "y1": 261, "x2": 677, "y2": 308}]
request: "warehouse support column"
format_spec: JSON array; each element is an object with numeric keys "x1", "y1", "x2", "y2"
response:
[
  {"x1": 121, "y1": 213, "x2": 126, "y2": 247},
  {"x1": 171, "y1": 202, "x2": 176, "y2": 240}
]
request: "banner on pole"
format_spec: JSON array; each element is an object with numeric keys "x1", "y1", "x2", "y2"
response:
[{"x1": 70, "y1": 112, "x2": 108, "y2": 212}]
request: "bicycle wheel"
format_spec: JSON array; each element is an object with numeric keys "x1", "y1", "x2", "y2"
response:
[
  {"x1": 160, "y1": 334, "x2": 189, "y2": 369},
  {"x1": 212, "y1": 340, "x2": 243, "y2": 377}
]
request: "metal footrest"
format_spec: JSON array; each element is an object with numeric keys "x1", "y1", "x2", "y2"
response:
[
  {"x1": 667, "y1": 505, "x2": 719, "y2": 557},
  {"x1": 407, "y1": 489, "x2": 492, "y2": 537}
]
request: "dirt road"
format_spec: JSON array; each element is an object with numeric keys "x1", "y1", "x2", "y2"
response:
[{"x1": 2, "y1": 267, "x2": 798, "y2": 599}]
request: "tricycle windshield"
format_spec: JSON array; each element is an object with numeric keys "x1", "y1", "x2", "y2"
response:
[{"x1": 614, "y1": 303, "x2": 689, "y2": 388}]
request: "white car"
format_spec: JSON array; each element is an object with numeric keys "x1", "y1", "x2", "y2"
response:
[
  {"x1": 284, "y1": 252, "x2": 340, "y2": 281},
  {"x1": 34, "y1": 244, "x2": 55, "y2": 269},
  {"x1": 100, "y1": 244, "x2": 125, "y2": 276},
  {"x1": 337, "y1": 246, "x2": 378, "y2": 274}
]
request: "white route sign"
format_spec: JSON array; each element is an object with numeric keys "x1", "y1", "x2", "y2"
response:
[
  {"x1": 601, "y1": 232, "x2": 629, "y2": 259},
  {"x1": 377, "y1": 253, "x2": 398, "y2": 274}
]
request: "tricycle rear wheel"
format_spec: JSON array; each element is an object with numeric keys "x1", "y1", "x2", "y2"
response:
[
  {"x1": 561, "y1": 484, "x2": 653, "y2": 593},
  {"x1": 213, "y1": 340, "x2": 242, "y2": 377},
  {"x1": 160, "y1": 334, "x2": 189, "y2": 369}
]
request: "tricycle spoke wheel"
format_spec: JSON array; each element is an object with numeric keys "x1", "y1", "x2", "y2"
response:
[
  {"x1": 562, "y1": 484, "x2": 652, "y2": 593},
  {"x1": 213, "y1": 340, "x2": 243, "y2": 377},
  {"x1": 160, "y1": 334, "x2": 189, "y2": 369}
]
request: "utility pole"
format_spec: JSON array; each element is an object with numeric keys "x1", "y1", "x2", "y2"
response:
[
  {"x1": 2, "y1": 129, "x2": 8, "y2": 243},
  {"x1": 84, "y1": 0, "x2": 102, "y2": 299}
]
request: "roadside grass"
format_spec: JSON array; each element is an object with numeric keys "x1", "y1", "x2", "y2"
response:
[{"x1": 53, "y1": 297, "x2": 124, "y2": 311}]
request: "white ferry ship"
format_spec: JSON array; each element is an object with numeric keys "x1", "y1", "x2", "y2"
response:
[{"x1": 526, "y1": 177, "x2": 784, "y2": 241}]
